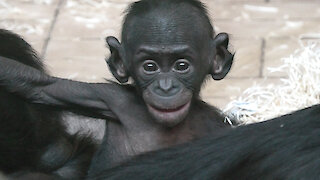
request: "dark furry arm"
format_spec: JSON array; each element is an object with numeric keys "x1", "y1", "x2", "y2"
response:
[{"x1": 0, "y1": 56, "x2": 116, "y2": 120}]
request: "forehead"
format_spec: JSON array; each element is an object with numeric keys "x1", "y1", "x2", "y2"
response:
[{"x1": 123, "y1": 8, "x2": 211, "y2": 51}]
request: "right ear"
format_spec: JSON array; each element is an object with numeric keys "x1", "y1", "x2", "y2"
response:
[{"x1": 106, "y1": 36, "x2": 129, "y2": 83}]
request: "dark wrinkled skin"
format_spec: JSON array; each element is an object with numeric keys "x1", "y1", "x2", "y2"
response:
[
  {"x1": 124, "y1": 11, "x2": 212, "y2": 126},
  {"x1": 91, "y1": 105, "x2": 320, "y2": 180},
  {"x1": 0, "y1": 0, "x2": 234, "y2": 177},
  {"x1": 117, "y1": 5, "x2": 233, "y2": 127}
]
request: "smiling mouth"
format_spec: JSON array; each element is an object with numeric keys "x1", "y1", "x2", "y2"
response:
[
  {"x1": 151, "y1": 104, "x2": 187, "y2": 113},
  {"x1": 147, "y1": 101, "x2": 191, "y2": 114},
  {"x1": 146, "y1": 101, "x2": 191, "y2": 126}
]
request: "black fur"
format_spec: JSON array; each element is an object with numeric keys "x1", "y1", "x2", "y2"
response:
[
  {"x1": 0, "y1": 29, "x2": 97, "y2": 179},
  {"x1": 91, "y1": 105, "x2": 320, "y2": 180}
]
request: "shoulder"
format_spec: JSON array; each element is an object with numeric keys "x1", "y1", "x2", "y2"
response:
[
  {"x1": 192, "y1": 99, "x2": 222, "y2": 114},
  {"x1": 192, "y1": 99, "x2": 232, "y2": 127}
]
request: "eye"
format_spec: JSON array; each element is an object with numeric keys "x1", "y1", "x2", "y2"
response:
[
  {"x1": 174, "y1": 60, "x2": 190, "y2": 72},
  {"x1": 143, "y1": 61, "x2": 159, "y2": 73}
]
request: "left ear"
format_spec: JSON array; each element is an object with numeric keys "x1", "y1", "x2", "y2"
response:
[{"x1": 210, "y1": 33, "x2": 234, "y2": 80}]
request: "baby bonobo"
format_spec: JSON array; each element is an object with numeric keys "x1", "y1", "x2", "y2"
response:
[{"x1": 0, "y1": 0, "x2": 234, "y2": 175}]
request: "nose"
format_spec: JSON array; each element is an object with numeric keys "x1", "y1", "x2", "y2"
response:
[
  {"x1": 159, "y1": 78, "x2": 173, "y2": 92},
  {"x1": 153, "y1": 75, "x2": 181, "y2": 97}
]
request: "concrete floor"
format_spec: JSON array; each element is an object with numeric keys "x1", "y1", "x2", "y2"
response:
[{"x1": 1, "y1": 0, "x2": 320, "y2": 109}]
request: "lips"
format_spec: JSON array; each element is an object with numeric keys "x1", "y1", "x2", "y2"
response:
[
  {"x1": 147, "y1": 101, "x2": 191, "y2": 117},
  {"x1": 142, "y1": 88, "x2": 193, "y2": 126},
  {"x1": 149, "y1": 103, "x2": 188, "y2": 113},
  {"x1": 146, "y1": 101, "x2": 191, "y2": 127}
]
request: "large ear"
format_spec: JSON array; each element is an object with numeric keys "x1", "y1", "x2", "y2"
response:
[
  {"x1": 210, "y1": 33, "x2": 234, "y2": 80},
  {"x1": 106, "y1": 36, "x2": 129, "y2": 83}
]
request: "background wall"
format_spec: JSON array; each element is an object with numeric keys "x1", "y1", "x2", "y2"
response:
[{"x1": 1, "y1": 0, "x2": 320, "y2": 109}]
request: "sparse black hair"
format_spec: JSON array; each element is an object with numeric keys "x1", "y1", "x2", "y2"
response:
[{"x1": 122, "y1": 0, "x2": 214, "y2": 40}]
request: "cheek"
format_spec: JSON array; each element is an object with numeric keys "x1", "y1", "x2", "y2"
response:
[
  {"x1": 175, "y1": 61, "x2": 208, "y2": 90},
  {"x1": 196, "y1": 60, "x2": 211, "y2": 76},
  {"x1": 193, "y1": 63, "x2": 210, "y2": 87}
]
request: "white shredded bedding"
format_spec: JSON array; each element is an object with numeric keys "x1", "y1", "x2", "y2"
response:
[{"x1": 224, "y1": 40, "x2": 320, "y2": 125}]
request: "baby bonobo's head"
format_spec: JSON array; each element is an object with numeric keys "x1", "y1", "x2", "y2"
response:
[{"x1": 106, "y1": 0, "x2": 234, "y2": 127}]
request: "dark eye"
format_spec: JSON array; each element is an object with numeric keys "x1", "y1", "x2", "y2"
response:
[
  {"x1": 143, "y1": 61, "x2": 159, "y2": 72},
  {"x1": 174, "y1": 60, "x2": 190, "y2": 72}
]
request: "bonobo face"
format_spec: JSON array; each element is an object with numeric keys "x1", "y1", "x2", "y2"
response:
[
  {"x1": 106, "y1": 7, "x2": 233, "y2": 127},
  {"x1": 126, "y1": 20, "x2": 211, "y2": 127},
  {"x1": 132, "y1": 43, "x2": 198, "y2": 127}
]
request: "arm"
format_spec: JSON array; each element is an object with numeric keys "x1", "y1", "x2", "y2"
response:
[{"x1": 0, "y1": 56, "x2": 116, "y2": 120}]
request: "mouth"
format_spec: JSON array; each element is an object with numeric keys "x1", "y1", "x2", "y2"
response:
[
  {"x1": 149, "y1": 103, "x2": 189, "y2": 113},
  {"x1": 146, "y1": 101, "x2": 191, "y2": 126}
]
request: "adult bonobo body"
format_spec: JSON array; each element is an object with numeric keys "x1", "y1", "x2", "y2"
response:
[
  {"x1": 92, "y1": 105, "x2": 320, "y2": 180},
  {"x1": 0, "y1": 0, "x2": 234, "y2": 174},
  {"x1": 0, "y1": 29, "x2": 96, "y2": 179}
]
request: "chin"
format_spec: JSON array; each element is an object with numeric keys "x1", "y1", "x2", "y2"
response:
[{"x1": 147, "y1": 101, "x2": 191, "y2": 127}]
